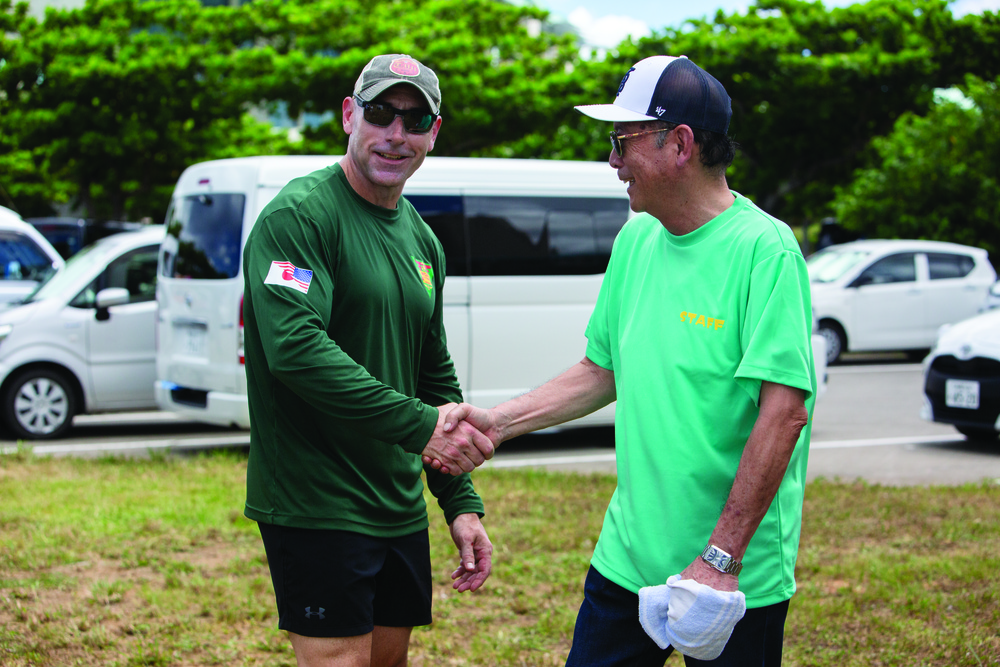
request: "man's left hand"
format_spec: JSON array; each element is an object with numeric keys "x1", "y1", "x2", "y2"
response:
[
  {"x1": 678, "y1": 556, "x2": 739, "y2": 592},
  {"x1": 448, "y1": 513, "x2": 493, "y2": 593}
]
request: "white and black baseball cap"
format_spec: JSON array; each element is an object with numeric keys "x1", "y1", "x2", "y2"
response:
[{"x1": 575, "y1": 55, "x2": 731, "y2": 135}]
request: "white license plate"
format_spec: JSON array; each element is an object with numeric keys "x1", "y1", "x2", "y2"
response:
[
  {"x1": 945, "y1": 379, "x2": 980, "y2": 409},
  {"x1": 175, "y1": 325, "x2": 207, "y2": 357}
]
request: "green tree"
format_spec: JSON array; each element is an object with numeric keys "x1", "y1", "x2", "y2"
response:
[
  {"x1": 5, "y1": 0, "x2": 999, "y2": 225},
  {"x1": 832, "y1": 75, "x2": 1000, "y2": 258},
  {"x1": 492, "y1": 0, "x2": 1000, "y2": 229},
  {"x1": 0, "y1": 0, "x2": 296, "y2": 220},
  {"x1": 227, "y1": 0, "x2": 581, "y2": 156},
  {"x1": 670, "y1": 0, "x2": 1000, "y2": 226},
  {"x1": 0, "y1": 0, "x2": 580, "y2": 220}
]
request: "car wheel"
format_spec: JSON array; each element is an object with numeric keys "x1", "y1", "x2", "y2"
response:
[
  {"x1": 818, "y1": 321, "x2": 846, "y2": 365},
  {"x1": 956, "y1": 426, "x2": 999, "y2": 442},
  {"x1": 2, "y1": 368, "x2": 77, "y2": 440}
]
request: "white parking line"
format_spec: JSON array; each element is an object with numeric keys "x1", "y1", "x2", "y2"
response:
[
  {"x1": 482, "y1": 434, "x2": 970, "y2": 469},
  {"x1": 0, "y1": 433, "x2": 969, "y2": 459},
  {"x1": 809, "y1": 434, "x2": 966, "y2": 450},
  {"x1": 72, "y1": 411, "x2": 189, "y2": 425},
  {"x1": 0, "y1": 434, "x2": 250, "y2": 456},
  {"x1": 485, "y1": 452, "x2": 618, "y2": 469},
  {"x1": 827, "y1": 364, "x2": 923, "y2": 374}
]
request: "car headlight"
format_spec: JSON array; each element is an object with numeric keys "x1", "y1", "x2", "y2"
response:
[{"x1": 0, "y1": 323, "x2": 13, "y2": 343}]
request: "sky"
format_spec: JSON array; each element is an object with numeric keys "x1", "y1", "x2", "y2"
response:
[{"x1": 527, "y1": 0, "x2": 1000, "y2": 48}]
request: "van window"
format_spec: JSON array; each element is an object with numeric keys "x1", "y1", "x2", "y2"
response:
[
  {"x1": 853, "y1": 252, "x2": 917, "y2": 286},
  {"x1": 407, "y1": 195, "x2": 629, "y2": 277},
  {"x1": 466, "y1": 196, "x2": 629, "y2": 276},
  {"x1": 927, "y1": 252, "x2": 975, "y2": 280},
  {"x1": 71, "y1": 245, "x2": 160, "y2": 308},
  {"x1": 0, "y1": 230, "x2": 57, "y2": 282},
  {"x1": 28, "y1": 219, "x2": 86, "y2": 259},
  {"x1": 406, "y1": 195, "x2": 467, "y2": 276},
  {"x1": 163, "y1": 194, "x2": 245, "y2": 280}
]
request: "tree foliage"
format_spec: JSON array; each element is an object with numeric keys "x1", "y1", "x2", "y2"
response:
[
  {"x1": 498, "y1": 0, "x2": 1000, "y2": 226},
  {"x1": 0, "y1": 0, "x2": 296, "y2": 219},
  {"x1": 833, "y1": 75, "x2": 1000, "y2": 258},
  {"x1": 0, "y1": 0, "x2": 577, "y2": 220},
  {"x1": 0, "y1": 0, "x2": 998, "y2": 230}
]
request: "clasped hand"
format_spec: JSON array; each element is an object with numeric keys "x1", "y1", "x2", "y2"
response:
[
  {"x1": 421, "y1": 403, "x2": 497, "y2": 475},
  {"x1": 422, "y1": 403, "x2": 501, "y2": 475}
]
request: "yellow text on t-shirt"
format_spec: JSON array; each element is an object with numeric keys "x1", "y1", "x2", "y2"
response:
[{"x1": 679, "y1": 311, "x2": 725, "y2": 330}]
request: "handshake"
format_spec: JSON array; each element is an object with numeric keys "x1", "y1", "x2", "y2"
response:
[{"x1": 421, "y1": 403, "x2": 503, "y2": 475}]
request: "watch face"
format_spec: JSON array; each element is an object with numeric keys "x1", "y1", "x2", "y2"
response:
[
  {"x1": 702, "y1": 545, "x2": 740, "y2": 574},
  {"x1": 705, "y1": 546, "x2": 726, "y2": 565}
]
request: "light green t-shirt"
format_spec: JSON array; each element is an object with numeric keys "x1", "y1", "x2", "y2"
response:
[{"x1": 585, "y1": 193, "x2": 816, "y2": 608}]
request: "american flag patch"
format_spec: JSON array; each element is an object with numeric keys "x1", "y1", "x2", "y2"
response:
[{"x1": 264, "y1": 260, "x2": 313, "y2": 294}]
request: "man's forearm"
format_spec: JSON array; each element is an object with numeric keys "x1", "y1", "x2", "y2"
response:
[
  {"x1": 492, "y1": 357, "x2": 616, "y2": 442},
  {"x1": 707, "y1": 381, "x2": 809, "y2": 560}
]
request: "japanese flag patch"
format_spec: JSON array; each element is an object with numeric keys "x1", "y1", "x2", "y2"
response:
[{"x1": 264, "y1": 260, "x2": 313, "y2": 294}]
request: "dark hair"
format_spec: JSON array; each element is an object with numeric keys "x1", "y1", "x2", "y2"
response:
[{"x1": 654, "y1": 121, "x2": 738, "y2": 172}]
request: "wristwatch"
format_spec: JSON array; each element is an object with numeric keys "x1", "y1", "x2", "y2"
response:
[{"x1": 700, "y1": 544, "x2": 743, "y2": 576}]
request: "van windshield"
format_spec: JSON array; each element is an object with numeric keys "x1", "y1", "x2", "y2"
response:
[
  {"x1": 807, "y1": 247, "x2": 871, "y2": 283},
  {"x1": 24, "y1": 243, "x2": 103, "y2": 303},
  {"x1": 0, "y1": 230, "x2": 59, "y2": 283},
  {"x1": 163, "y1": 194, "x2": 245, "y2": 280}
]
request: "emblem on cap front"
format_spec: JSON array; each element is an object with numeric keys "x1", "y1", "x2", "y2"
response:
[
  {"x1": 390, "y1": 58, "x2": 420, "y2": 77},
  {"x1": 617, "y1": 67, "x2": 635, "y2": 96}
]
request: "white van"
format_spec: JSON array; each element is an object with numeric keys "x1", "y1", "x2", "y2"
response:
[
  {"x1": 0, "y1": 226, "x2": 164, "y2": 439},
  {"x1": 0, "y1": 206, "x2": 64, "y2": 309},
  {"x1": 155, "y1": 156, "x2": 632, "y2": 429}
]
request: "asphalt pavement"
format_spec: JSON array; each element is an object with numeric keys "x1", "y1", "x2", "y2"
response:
[{"x1": 3, "y1": 355, "x2": 1000, "y2": 486}]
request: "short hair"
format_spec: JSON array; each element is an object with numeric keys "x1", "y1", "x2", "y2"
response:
[{"x1": 653, "y1": 121, "x2": 738, "y2": 172}]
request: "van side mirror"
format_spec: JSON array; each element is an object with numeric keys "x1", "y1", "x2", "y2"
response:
[{"x1": 95, "y1": 287, "x2": 130, "y2": 321}]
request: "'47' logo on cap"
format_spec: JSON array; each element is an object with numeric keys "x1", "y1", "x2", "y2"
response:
[{"x1": 411, "y1": 257, "x2": 434, "y2": 296}]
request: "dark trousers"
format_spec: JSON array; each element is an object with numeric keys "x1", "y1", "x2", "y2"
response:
[{"x1": 565, "y1": 566, "x2": 790, "y2": 667}]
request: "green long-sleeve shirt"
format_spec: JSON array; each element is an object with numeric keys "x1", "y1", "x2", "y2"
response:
[{"x1": 242, "y1": 162, "x2": 483, "y2": 536}]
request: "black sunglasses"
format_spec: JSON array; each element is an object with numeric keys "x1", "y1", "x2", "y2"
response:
[
  {"x1": 609, "y1": 127, "x2": 672, "y2": 157},
  {"x1": 354, "y1": 97, "x2": 437, "y2": 134}
]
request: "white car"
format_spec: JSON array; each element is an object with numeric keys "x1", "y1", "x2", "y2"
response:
[
  {"x1": 921, "y1": 308, "x2": 1000, "y2": 441},
  {"x1": 808, "y1": 240, "x2": 996, "y2": 364},
  {"x1": 0, "y1": 226, "x2": 164, "y2": 439},
  {"x1": 983, "y1": 280, "x2": 1000, "y2": 311},
  {"x1": 0, "y1": 206, "x2": 64, "y2": 308},
  {"x1": 812, "y1": 312, "x2": 828, "y2": 402}
]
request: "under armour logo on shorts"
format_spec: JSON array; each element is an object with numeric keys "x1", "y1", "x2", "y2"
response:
[{"x1": 304, "y1": 606, "x2": 326, "y2": 619}]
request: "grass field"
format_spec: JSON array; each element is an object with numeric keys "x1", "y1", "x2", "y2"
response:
[{"x1": 1, "y1": 448, "x2": 998, "y2": 666}]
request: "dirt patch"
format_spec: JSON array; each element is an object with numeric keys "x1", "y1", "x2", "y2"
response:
[{"x1": 0, "y1": 540, "x2": 264, "y2": 667}]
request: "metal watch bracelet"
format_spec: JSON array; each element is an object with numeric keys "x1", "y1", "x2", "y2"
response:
[{"x1": 700, "y1": 544, "x2": 743, "y2": 576}]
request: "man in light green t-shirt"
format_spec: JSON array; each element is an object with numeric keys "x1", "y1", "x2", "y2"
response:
[{"x1": 432, "y1": 55, "x2": 815, "y2": 666}]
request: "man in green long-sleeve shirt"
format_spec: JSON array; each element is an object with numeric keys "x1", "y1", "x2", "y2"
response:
[{"x1": 242, "y1": 54, "x2": 495, "y2": 667}]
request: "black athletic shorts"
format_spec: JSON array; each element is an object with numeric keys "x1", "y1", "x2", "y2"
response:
[{"x1": 257, "y1": 523, "x2": 433, "y2": 637}]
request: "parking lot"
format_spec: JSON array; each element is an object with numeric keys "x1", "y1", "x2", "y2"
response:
[{"x1": 3, "y1": 353, "x2": 999, "y2": 487}]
